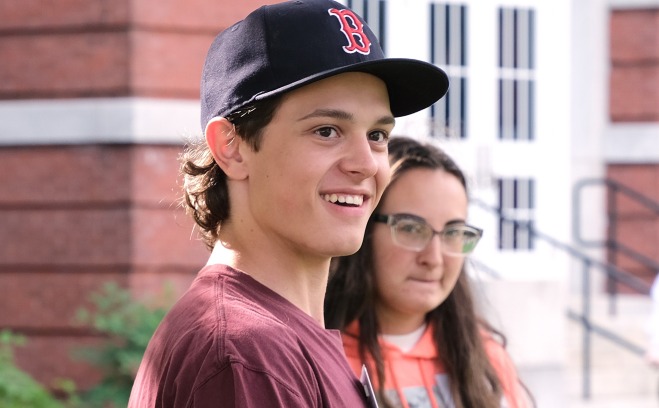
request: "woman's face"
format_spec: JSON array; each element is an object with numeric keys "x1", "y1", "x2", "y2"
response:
[{"x1": 372, "y1": 168, "x2": 468, "y2": 334}]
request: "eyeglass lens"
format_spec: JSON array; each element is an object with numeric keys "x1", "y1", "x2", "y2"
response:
[{"x1": 392, "y1": 218, "x2": 479, "y2": 255}]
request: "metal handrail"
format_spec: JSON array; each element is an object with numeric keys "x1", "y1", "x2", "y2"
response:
[
  {"x1": 573, "y1": 178, "x2": 659, "y2": 314},
  {"x1": 471, "y1": 198, "x2": 650, "y2": 400},
  {"x1": 573, "y1": 179, "x2": 659, "y2": 249}
]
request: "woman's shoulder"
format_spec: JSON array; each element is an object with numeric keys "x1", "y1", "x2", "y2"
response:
[{"x1": 480, "y1": 330, "x2": 514, "y2": 366}]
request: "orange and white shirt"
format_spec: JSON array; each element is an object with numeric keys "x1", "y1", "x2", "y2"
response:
[{"x1": 341, "y1": 322, "x2": 530, "y2": 408}]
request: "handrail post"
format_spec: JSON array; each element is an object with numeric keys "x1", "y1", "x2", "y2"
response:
[
  {"x1": 607, "y1": 184, "x2": 618, "y2": 316},
  {"x1": 582, "y1": 258, "x2": 592, "y2": 400}
]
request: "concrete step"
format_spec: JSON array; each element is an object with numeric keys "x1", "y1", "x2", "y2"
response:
[
  {"x1": 565, "y1": 293, "x2": 657, "y2": 402},
  {"x1": 568, "y1": 393, "x2": 658, "y2": 408},
  {"x1": 566, "y1": 356, "x2": 656, "y2": 397}
]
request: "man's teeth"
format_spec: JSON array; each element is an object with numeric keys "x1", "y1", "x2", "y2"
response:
[{"x1": 323, "y1": 194, "x2": 364, "y2": 206}]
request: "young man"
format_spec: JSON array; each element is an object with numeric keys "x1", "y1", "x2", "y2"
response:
[{"x1": 128, "y1": 1, "x2": 448, "y2": 407}]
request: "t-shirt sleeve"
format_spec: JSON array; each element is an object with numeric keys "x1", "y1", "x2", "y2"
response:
[{"x1": 191, "y1": 361, "x2": 319, "y2": 407}]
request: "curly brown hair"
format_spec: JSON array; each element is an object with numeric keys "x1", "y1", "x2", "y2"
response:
[{"x1": 179, "y1": 97, "x2": 282, "y2": 249}]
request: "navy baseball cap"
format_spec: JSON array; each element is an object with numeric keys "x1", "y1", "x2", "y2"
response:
[{"x1": 200, "y1": 0, "x2": 449, "y2": 130}]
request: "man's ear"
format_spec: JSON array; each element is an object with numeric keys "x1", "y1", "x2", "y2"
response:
[{"x1": 205, "y1": 117, "x2": 248, "y2": 180}]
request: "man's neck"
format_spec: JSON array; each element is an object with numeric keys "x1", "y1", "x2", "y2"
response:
[{"x1": 207, "y1": 241, "x2": 330, "y2": 326}]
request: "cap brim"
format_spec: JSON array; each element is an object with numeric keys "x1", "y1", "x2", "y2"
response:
[{"x1": 255, "y1": 58, "x2": 449, "y2": 118}]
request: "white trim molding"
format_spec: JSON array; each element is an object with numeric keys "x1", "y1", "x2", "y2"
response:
[
  {"x1": 609, "y1": 0, "x2": 659, "y2": 9},
  {"x1": 604, "y1": 123, "x2": 659, "y2": 163},
  {"x1": 0, "y1": 98, "x2": 201, "y2": 145}
]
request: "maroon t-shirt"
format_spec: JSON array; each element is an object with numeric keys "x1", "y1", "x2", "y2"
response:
[{"x1": 128, "y1": 264, "x2": 367, "y2": 407}]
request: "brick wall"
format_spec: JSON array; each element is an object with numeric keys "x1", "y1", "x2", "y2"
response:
[
  {"x1": 0, "y1": 0, "x2": 283, "y2": 392},
  {"x1": 0, "y1": 145, "x2": 209, "y2": 389},
  {"x1": 606, "y1": 164, "x2": 659, "y2": 290},
  {"x1": 608, "y1": 8, "x2": 659, "y2": 293},
  {"x1": 610, "y1": 9, "x2": 659, "y2": 122},
  {"x1": 0, "y1": 0, "x2": 269, "y2": 99}
]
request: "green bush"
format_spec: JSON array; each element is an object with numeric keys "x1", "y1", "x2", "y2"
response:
[
  {"x1": 75, "y1": 282, "x2": 173, "y2": 408},
  {"x1": 0, "y1": 330, "x2": 77, "y2": 408}
]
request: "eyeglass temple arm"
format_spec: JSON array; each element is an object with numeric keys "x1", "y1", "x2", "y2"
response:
[{"x1": 371, "y1": 213, "x2": 389, "y2": 224}]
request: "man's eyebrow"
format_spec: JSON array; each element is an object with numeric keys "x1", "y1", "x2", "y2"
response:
[
  {"x1": 298, "y1": 109, "x2": 395, "y2": 126},
  {"x1": 298, "y1": 109, "x2": 353, "y2": 121},
  {"x1": 377, "y1": 115, "x2": 396, "y2": 126}
]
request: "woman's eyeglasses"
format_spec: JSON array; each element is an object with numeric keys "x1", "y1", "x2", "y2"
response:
[{"x1": 372, "y1": 213, "x2": 483, "y2": 256}]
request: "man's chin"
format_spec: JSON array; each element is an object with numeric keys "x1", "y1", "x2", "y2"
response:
[{"x1": 330, "y1": 240, "x2": 364, "y2": 257}]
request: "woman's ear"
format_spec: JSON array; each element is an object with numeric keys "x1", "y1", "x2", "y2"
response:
[{"x1": 205, "y1": 117, "x2": 248, "y2": 180}]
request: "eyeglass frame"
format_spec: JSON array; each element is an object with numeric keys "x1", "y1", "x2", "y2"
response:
[{"x1": 372, "y1": 213, "x2": 483, "y2": 255}]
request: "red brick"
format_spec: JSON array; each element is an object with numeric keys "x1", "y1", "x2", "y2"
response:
[
  {"x1": 0, "y1": 0, "x2": 281, "y2": 33},
  {"x1": 127, "y1": 146, "x2": 210, "y2": 266},
  {"x1": 0, "y1": 146, "x2": 132, "y2": 204},
  {"x1": 0, "y1": 0, "x2": 130, "y2": 31},
  {"x1": 130, "y1": 207, "x2": 209, "y2": 266},
  {"x1": 610, "y1": 9, "x2": 659, "y2": 63},
  {"x1": 0, "y1": 33, "x2": 131, "y2": 98},
  {"x1": 130, "y1": 31, "x2": 210, "y2": 98},
  {"x1": 0, "y1": 144, "x2": 207, "y2": 266},
  {"x1": 0, "y1": 1, "x2": 290, "y2": 100},
  {"x1": 0, "y1": 272, "x2": 128, "y2": 328},
  {"x1": 0, "y1": 208, "x2": 207, "y2": 268},
  {"x1": 612, "y1": 217, "x2": 659, "y2": 266},
  {"x1": 128, "y1": 270, "x2": 196, "y2": 305},
  {"x1": 610, "y1": 65, "x2": 659, "y2": 121},
  {"x1": 0, "y1": 0, "x2": 307, "y2": 393},
  {"x1": 0, "y1": 208, "x2": 132, "y2": 265},
  {"x1": 130, "y1": 145, "x2": 184, "y2": 205},
  {"x1": 607, "y1": 164, "x2": 659, "y2": 214},
  {"x1": 131, "y1": 0, "x2": 286, "y2": 31},
  {"x1": 604, "y1": 164, "x2": 659, "y2": 291},
  {"x1": 609, "y1": 9, "x2": 659, "y2": 122}
]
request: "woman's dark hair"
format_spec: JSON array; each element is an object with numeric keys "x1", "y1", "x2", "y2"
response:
[
  {"x1": 325, "y1": 136, "x2": 515, "y2": 408},
  {"x1": 179, "y1": 97, "x2": 282, "y2": 249}
]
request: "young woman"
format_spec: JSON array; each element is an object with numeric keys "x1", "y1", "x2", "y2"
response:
[{"x1": 325, "y1": 136, "x2": 533, "y2": 408}]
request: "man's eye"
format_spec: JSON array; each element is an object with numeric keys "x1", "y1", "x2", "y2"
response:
[
  {"x1": 315, "y1": 127, "x2": 339, "y2": 138},
  {"x1": 368, "y1": 130, "x2": 388, "y2": 143}
]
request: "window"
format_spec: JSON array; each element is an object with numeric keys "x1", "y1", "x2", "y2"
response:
[
  {"x1": 497, "y1": 178, "x2": 535, "y2": 250},
  {"x1": 345, "y1": 0, "x2": 387, "y2": 51},
  {"x1": 430, "y1": 3, "x2": 468, "y2": 139},
  {"x1": 498, "y1": 7, "x2": 535, "y2": 141}
]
